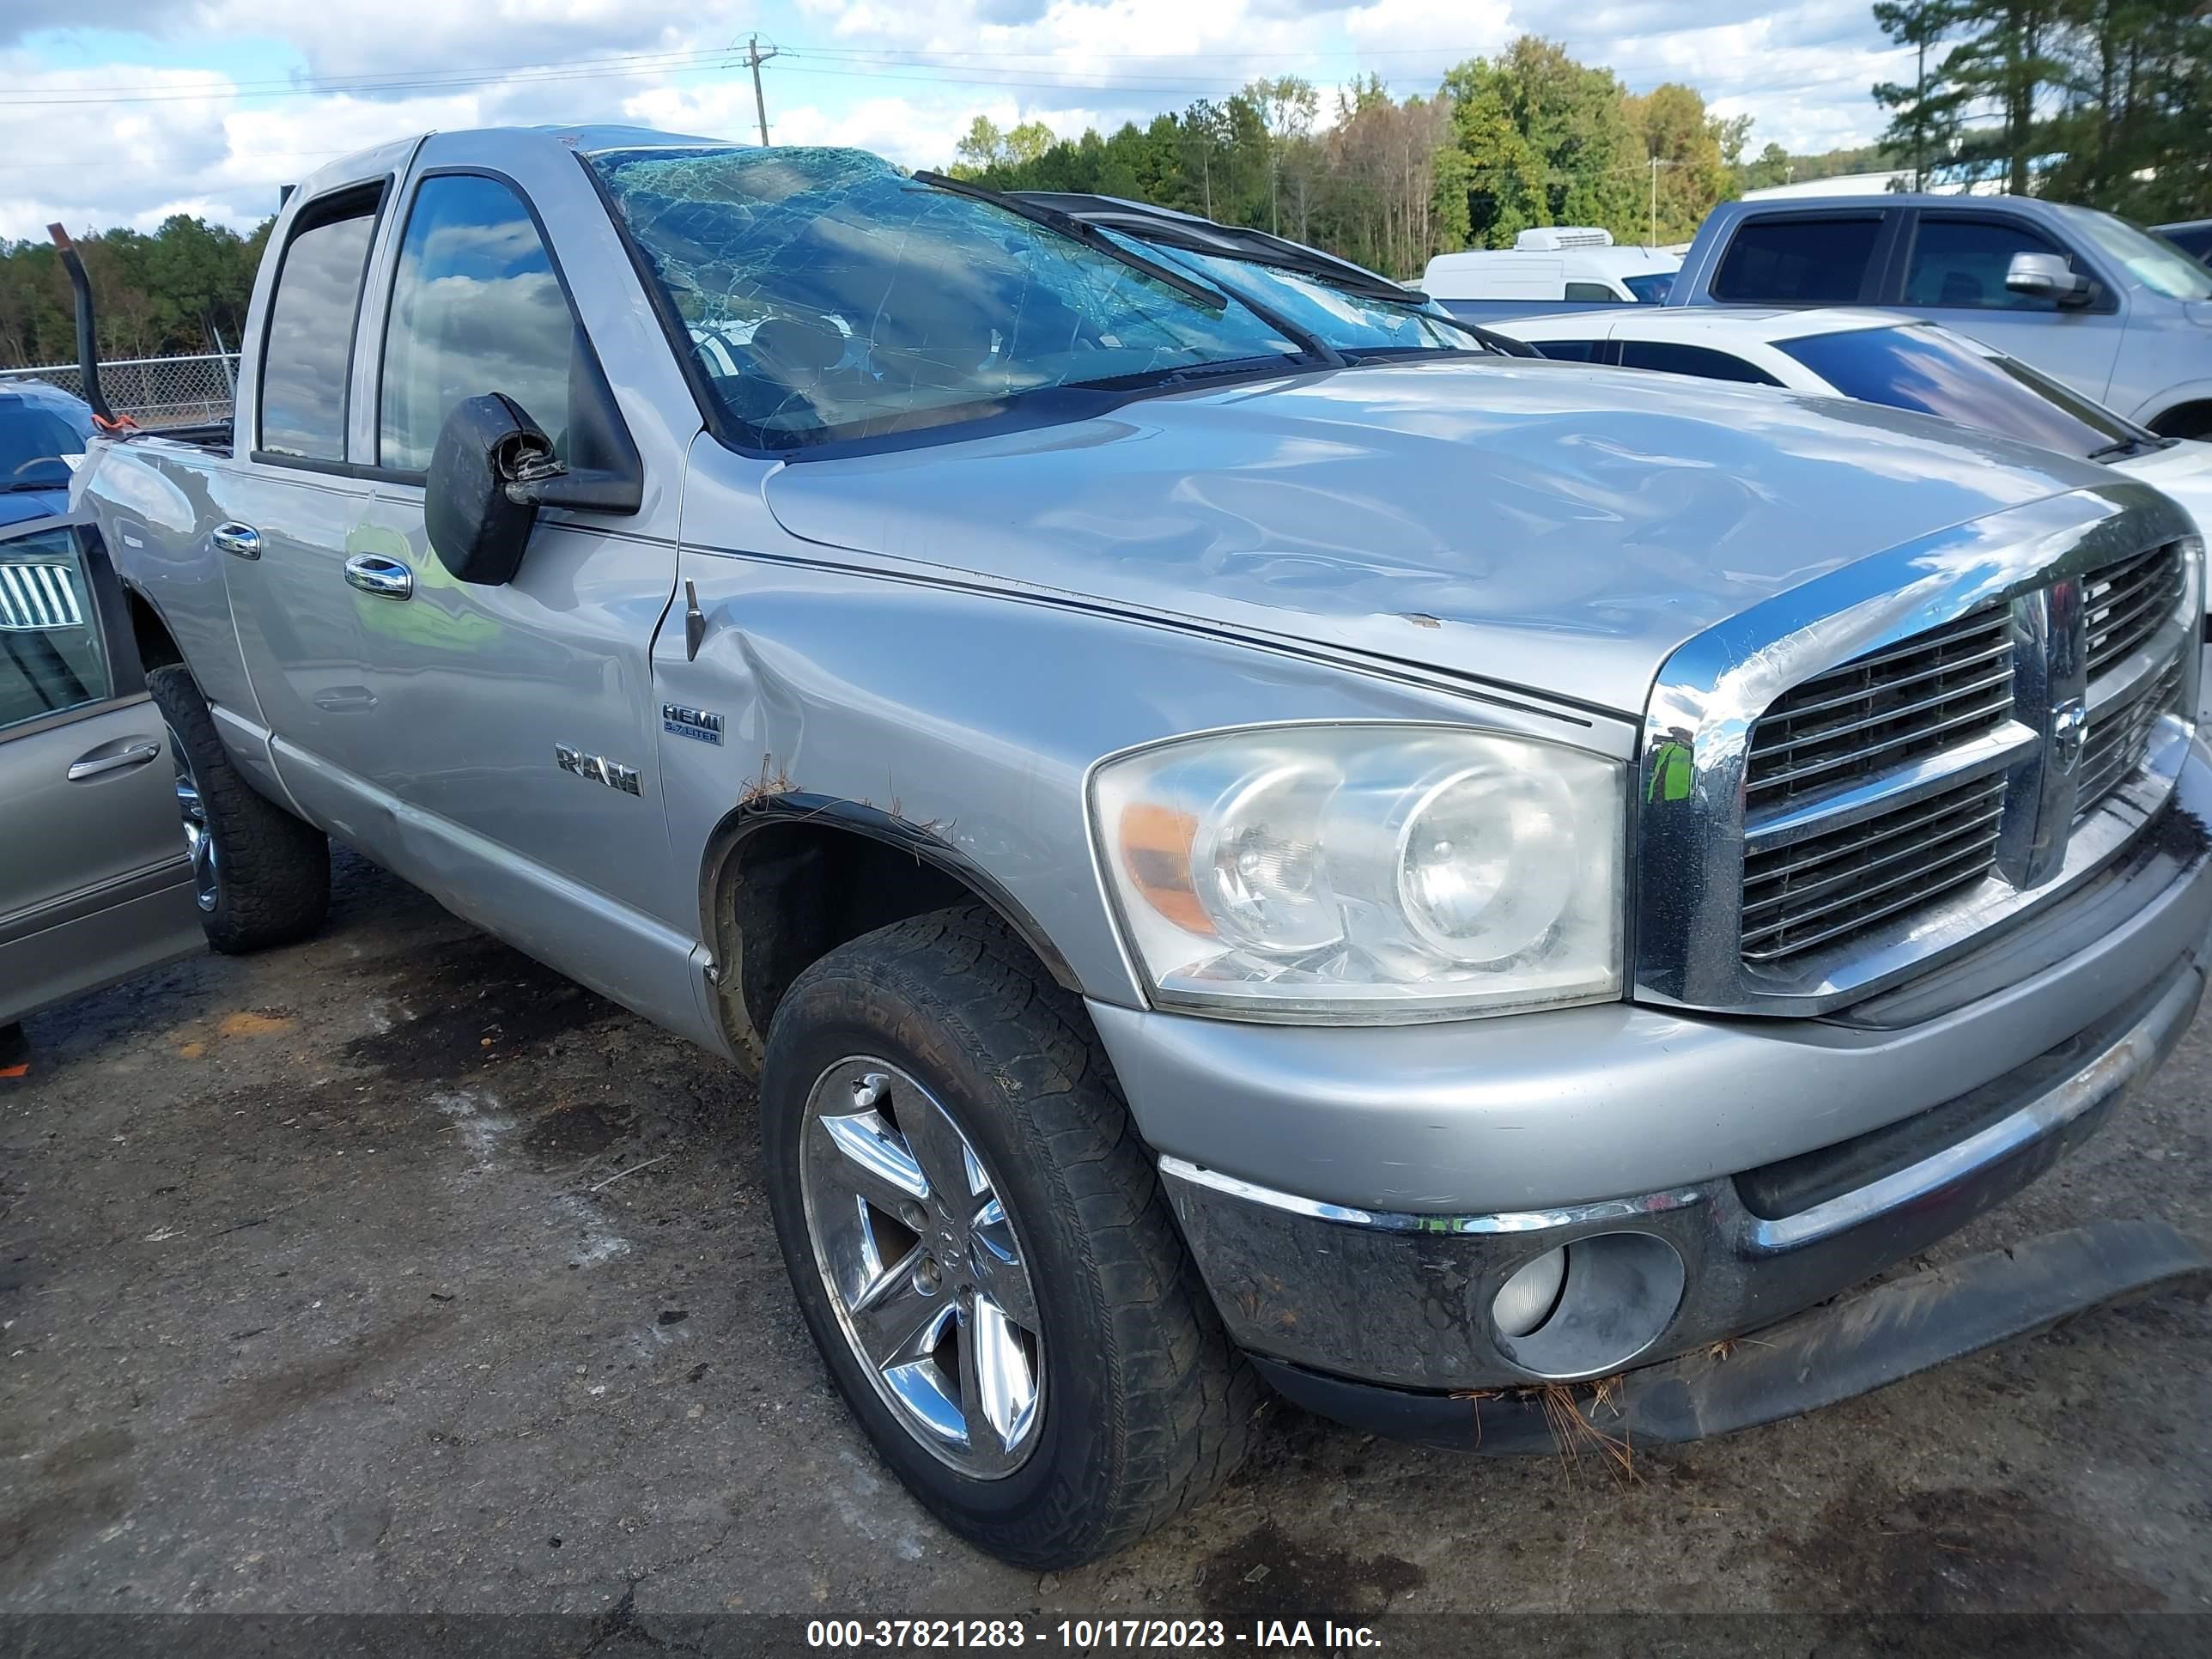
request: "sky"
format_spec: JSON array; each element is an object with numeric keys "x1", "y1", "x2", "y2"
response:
[{"x1": 0, "y1": 1, "x2": 1918, "y2": 240}]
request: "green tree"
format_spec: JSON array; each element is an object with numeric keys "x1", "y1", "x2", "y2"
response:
[{"x1": 1874, "y1": 0, "x2": 1966, "y2": 189}]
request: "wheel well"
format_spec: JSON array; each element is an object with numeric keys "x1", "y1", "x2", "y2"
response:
[
  {"x1": 2148, "y1": 400, "x2": 2212, "y2": 442},
  {"x1": 706, "y1": 812, "x2": 1075, "y2": 1072},
  {"x1": 125, "y1": 587, "x2": 185, "y2": 672}
]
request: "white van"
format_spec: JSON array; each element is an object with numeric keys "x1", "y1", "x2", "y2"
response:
[{"x1": 1423, "y1": 228, "x2": 1680, "y2": 305}]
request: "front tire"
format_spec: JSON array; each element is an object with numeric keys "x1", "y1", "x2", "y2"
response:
[
  {"x1": 147, "y1": 665, "x2": 330, "y2": 954},
  {"x1": 761, "y1": 906, "x2": 1254, "y2": 1567}
]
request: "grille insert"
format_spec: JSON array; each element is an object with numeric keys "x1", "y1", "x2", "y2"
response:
[
  {"x1": 2076, "y1": 656, "x2": 2185, "y2": 820},
  {"x1": 2085, "y1": 544, "x2": 2184, "y2": 681},
  {"x1": 0, "y1": 562, "x2": 85, "y2": 631},
  {"x1": 1745, "y1": 608, "x2": 2014, "y2": 811},
  {"x1": 1741, "y1": 773, "x2": 2006, "y2": 963}
]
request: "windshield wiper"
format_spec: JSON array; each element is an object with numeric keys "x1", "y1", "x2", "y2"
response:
[
  {"x1": 2086, "y1": 434, "x2": 2172, "y2": 461},
  {"x1": 909, "y1": 173, "x2": 1235, "y2": 313}
]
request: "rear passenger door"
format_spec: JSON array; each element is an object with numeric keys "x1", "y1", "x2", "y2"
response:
[
  {"x1": 215, "y1": 176, "x2": 393, "y2": 781},
  {"x1": 1707, "y1": 211, "x2": 1898, "y2": 307},
  {"x1": 0, "y1": 523, "x2": 201, "y2": 1024},
  {"x1": 1894, "y1": 210, "x2": 2124, "y2": 404}
]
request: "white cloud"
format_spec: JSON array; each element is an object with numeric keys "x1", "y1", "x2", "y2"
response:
[{"x1": 0, "y1": 1, "x2": 1910, "y2": 237}]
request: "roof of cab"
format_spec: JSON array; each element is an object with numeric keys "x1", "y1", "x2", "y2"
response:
[{"x1": 284, "y1": 124, "x2": 746, "y2": 205}]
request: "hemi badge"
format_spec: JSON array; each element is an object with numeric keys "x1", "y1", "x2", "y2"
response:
[{"x1": 661, "y1": 703, "x2": 725, "y2": 745}]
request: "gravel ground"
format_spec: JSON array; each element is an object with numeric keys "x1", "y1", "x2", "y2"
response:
[{"x1": 2, "y1": 850, "x2": 2209, "y2": 1647}]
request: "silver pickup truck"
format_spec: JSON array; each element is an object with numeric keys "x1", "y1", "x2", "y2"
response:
[{"x1": 63, "y1": 126, "x2": 2212, "y2": 1566}]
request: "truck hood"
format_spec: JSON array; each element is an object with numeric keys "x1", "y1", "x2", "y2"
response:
[{"x1": 763, "y1": 358, "x2": 2112, "y2": 714}]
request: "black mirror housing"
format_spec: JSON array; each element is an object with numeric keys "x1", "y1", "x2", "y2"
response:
[{"x1": 425, "y1": 393, "x2": 549, "y2": 585}]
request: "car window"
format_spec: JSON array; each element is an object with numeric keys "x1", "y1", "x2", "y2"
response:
[
  {"x1": 0, "y1": 526, "x2": 111, "y2": 733},
  {"x1": 2056, "y1": 206, "x2": 2212, "y2": 301},
  {"x1": 0, "y1": 396, "x2": 92, "y2": 491},
  {"x1": 1711, "y1": 216, "x2": 1882, "y2": 304},
  {"x1": 1565, "y1": 281, "x2": 1623, "y2": 303},
  {"x1": 1778, "y1": 323, "x2": 2145, "y2": 459},
  {"x1": 1529, "y1": 340, "x2": 1606, "y2": 363},
  {"x1": 380, "y1": 173, "x2": 581, "y2": 472},
  {"x1": 588, "y1": 147, "x2": 1299, "y2": 451},
  {"x1": 259, "y1": 196, "x2": 380, "y2": 461},
  {"x1": 1905, "y1": 217, "x2": 2064, "y2": 311},
  {"x1": 1622, "y1": 271, "x2": 1674, "y2": 303},
  {"x1": 1141, "y1": 244, "x2": 1485, "y2": 353},
  {"x1": 1619, "y1": 340, "x2": 1783, "y2": 385}
]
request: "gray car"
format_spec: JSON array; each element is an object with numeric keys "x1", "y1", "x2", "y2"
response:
[
  {"x1": 1, "y1": 382, "x2": 202, "y2": 1031},
  {"x1": 64, "y1": 127, "x2": 2212, "y2": 1565}
]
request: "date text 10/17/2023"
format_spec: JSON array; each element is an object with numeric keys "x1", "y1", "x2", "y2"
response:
[{"x1": 805, "y1": 1620, "x2": 1384, "y2": 1649}]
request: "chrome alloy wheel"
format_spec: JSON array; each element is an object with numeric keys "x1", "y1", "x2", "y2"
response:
[
  {"x1": 168, "y1": 724, "x2": 218, "y2": 912},
  {"x1": 799, "y1": 1058, "x2": 1045, "y2": 1477}
]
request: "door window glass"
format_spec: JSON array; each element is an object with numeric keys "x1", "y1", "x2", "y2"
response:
[
  {"x1": 1905, "y1": 217, "x2": 2064, "y2": 311},
  {"x1": 1619, "y1": 340, "x2": 1783, "y2": 385},
  {"x1": 0, "y1": 527, "x2": 110, "y2": 732},
  {"x1": 1711, "y1": 216, "x2": 1881, "y2": 303},
  {"x1": 380, "y1": 174, "x2": 580, "y2": 472},
  {"x1": 1564, "y1": 281, "x2": 1623, "y2": 303},
  {"x1": 259, "y1": 198, "x2": 380, "y2": 460},
  {"x1": 1530, "y1": 340, "x2": 1606, "y2": 362}
]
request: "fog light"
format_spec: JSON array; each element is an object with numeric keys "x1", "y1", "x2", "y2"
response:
[{"x1": 1492, "y1": 1246, "x2": 1568, "y2": 1337}]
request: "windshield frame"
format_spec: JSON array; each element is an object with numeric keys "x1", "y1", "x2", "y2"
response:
[{"x1": 578, "y1": 147, "x2": 1333, "y2": 461}]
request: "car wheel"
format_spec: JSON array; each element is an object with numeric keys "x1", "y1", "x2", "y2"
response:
[
  {"x1": 146, "y1": 665, "x2": 330, "y2": 955},
  {"x1": 761, "y1": 905, "x2": 1255, "y2": 1567}
]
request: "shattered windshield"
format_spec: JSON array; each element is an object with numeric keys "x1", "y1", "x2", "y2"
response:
[
  {"x1": 1133, "y1": 241, "x2": 1482, "y2": 353},
  {"x1": 587, "y1": 147, "x2": 1303, "y2": 448}
]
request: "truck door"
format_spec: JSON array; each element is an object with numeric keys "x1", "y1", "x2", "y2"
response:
[
  {"x1": 1895, "y1": 210, "x2": 2124, "y2": 404},
  {"x1": 1, "y1": 522, "x2": 202, "y2": 1025},
  {"x1": 212, "y1": 179, "x2": 392, "y2": 788},
  {"x1": 337, "y1": 162, "x2": 692, "y2": 1012}
]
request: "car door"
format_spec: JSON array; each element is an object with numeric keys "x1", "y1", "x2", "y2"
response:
[
  {"x1": 212, "y1": 174, "x2": 396, "y2": 796},
  {"x1": 1894, "y1": 210, "x2": 2124, "y2": 404},
  {"x1": 332, "y1": 154, "x2": 696, "y2": 1028},
  {"x1": 0, "y1": 520, "x2": 202, "y2": 1025}
]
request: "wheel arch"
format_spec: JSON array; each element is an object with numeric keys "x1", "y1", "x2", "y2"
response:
[
  {"x1": 699, "y1": 793, "x2": 1085, "y2": 1071},
  {"x1": 2146, "y1": 397, "x2": 2212, "y2": 442},
  {"x1": 120, "y1": 578, "x2": 187, "y2": 672}
]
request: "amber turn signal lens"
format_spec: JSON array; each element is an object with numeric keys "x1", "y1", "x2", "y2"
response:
[{"x1": 1118, "y1": 801, "x2": 1212, "y2": 934}]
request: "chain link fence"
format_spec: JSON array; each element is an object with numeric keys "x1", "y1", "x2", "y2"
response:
[{"x1": 0, "y1": 351, "x2": 240, "y2": 429}]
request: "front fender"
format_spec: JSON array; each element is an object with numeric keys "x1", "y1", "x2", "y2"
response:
[{"x1": 647, "y1": 550, "x2": 1631, "y2": 1009}]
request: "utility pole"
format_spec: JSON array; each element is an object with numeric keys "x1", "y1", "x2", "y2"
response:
[
  {"x1": 744, "y1": 33, "x2": 781, "y2": 148},
  {"x1": 1649, "y1": 155, "x2": 1658, "y2": 249}
]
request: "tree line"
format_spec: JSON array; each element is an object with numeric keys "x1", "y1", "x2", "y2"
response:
[
  {"x1": 1874, "y1": 0, "x2": 2209, "y2": 213},
  {"x1": 947, "y1": 37, "x2": 1762, "y2": 279},
  {"x1": 0, "y1": 215, "x2": 269, "y2": 371}
]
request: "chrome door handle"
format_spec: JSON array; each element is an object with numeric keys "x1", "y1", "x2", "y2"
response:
[
  {"x1": 343, "y1": 553, "x2": 413, "y2": 600},
  {"x1": 66, "y1": 739, "x2": 162, "y2": 781},
  {"x1": 212, "y1": 522, "x2": 261, "y2": 560}
]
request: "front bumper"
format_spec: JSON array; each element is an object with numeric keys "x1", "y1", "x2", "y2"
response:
[{"x1": 1101, "y1": 743, "x2": 2212, "y2": 1409}]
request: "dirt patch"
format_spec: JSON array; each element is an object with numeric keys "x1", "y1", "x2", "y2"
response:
[
  {"x1": 522, "y1": 1092, "x2": 638, "y2": 1160},
  {"x1": 1774, "y1": 1481, "x2": 2166, "y2": 1613},
  {"x1": 1195, "y1": 1521, "x2": 1423, "y2": 1620},
  {"x1": 343, "y1": 933, "x2": 615, "y2": 1085}
]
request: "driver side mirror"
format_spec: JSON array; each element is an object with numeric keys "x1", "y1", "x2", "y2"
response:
[
  {"x1": 422, "y1": 343, "x2": 646, "y2": 586},
  {"x1": 2005, "y1": 250, "x2": 2096, "y2": 309}
]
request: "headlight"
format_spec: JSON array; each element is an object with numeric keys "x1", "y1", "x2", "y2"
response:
[{"x1": 1091, "y1": 724, "x2": 1625, "y2": 1023}]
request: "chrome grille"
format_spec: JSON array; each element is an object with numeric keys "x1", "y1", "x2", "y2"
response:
[
  {"x1": 2076, "y1": 654, "x2": 2185, "y2": 820},
  {"x1": 0, "y1": 562, "x2": 86, "y2": 631},
  {"x1": 1741, "y1": 773, "x2": 2005, "y2": 963},
  {"x1": 2085, "y1": 544, "x2": 2184, "y2": 680},
  {"x1": 1744, "y1": 607, "x2": 2014, "y2": 811}
]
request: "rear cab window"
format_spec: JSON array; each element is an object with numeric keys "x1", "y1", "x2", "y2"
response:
[
  {"x1": 1711, "y1": 216, "x2": 1884, "y2": 304},
  {"x1": 258, "y1": 189, "x2": 383, "y2": 462}
]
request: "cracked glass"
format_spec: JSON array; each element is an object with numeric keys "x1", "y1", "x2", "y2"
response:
[
  {"x1": 587, "y1": 147, "x2": 1301, "y2": 449},
  {"x1": 1126, "y1": 240, "x2": 1486, "y2": 354}
]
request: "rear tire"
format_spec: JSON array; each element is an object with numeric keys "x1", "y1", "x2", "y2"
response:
[
  {"x1": 760, "y1": 905, "x2": 1255, "y2": 1567},
  {"x1": 146, "y1": 665, "x2": 329, "y2": 955}
]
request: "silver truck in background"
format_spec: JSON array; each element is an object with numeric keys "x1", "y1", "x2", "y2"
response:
[
  {"x1": 59, "y1": 125, "x2": 2212, "y2": 1565},
  {"x1": 1669, "y1": 194, "x2": 2212, "y2": 439}
]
